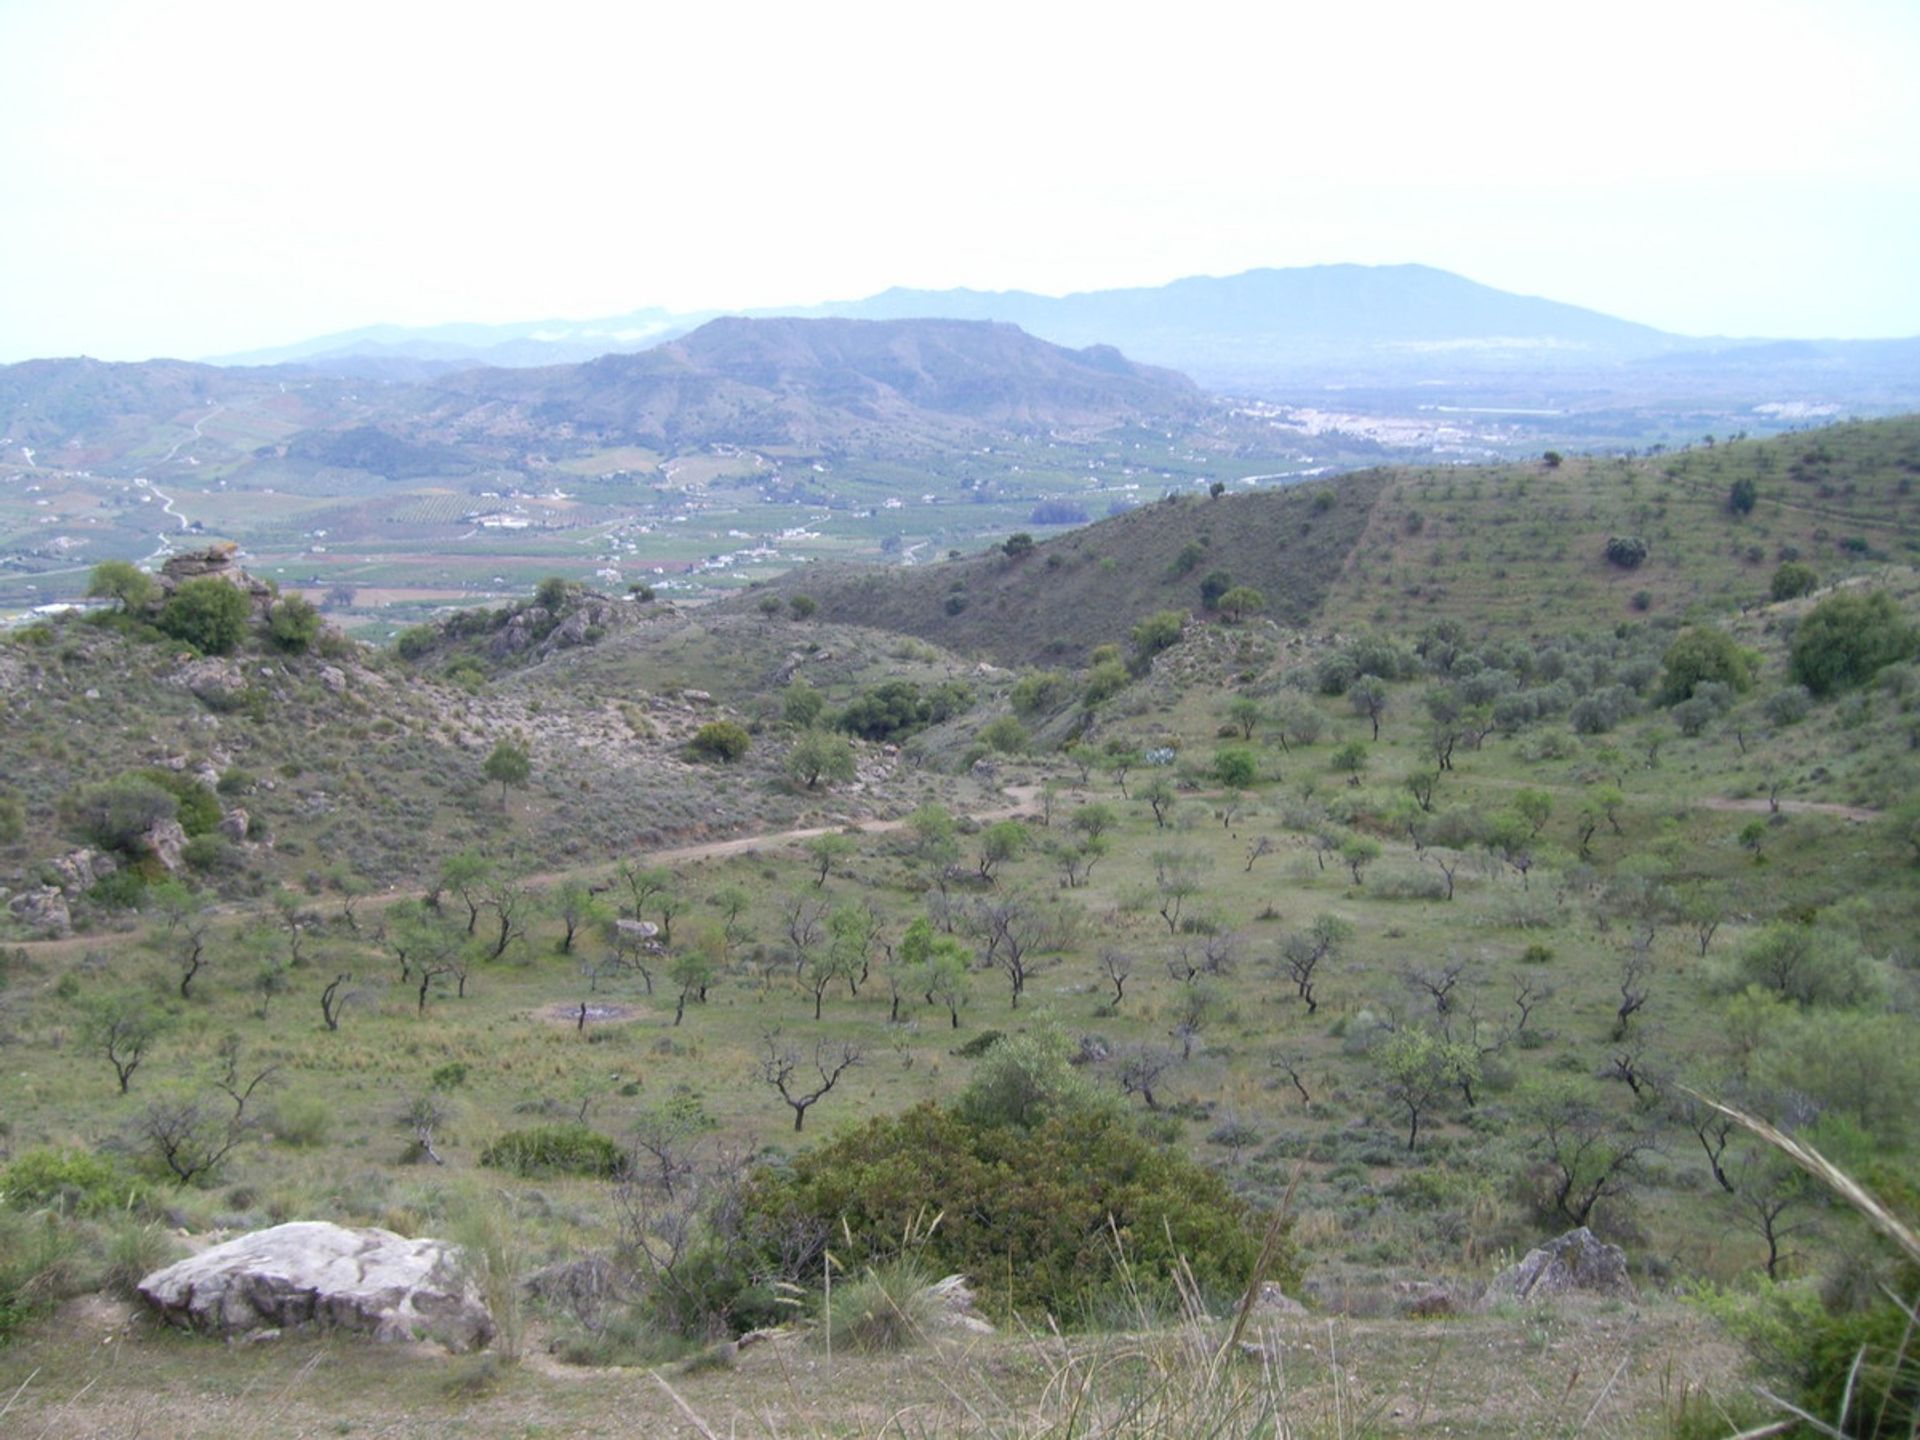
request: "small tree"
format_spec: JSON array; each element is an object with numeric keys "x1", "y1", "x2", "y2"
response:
[
  {"x1": 1727, "y1": 477, "x2": 1757, "y2": 515},
  {"x1": 1224, "y1": 696, "x2": 1263, "y2": 741},
  {"x1": 1375, "y1": 1027, "x2": 1476, "y2": 1152},
  {"x1": 1278, "y1": 913, "x2": 1351, "y2": 1015},
  {"x1": 483, "y1": 741, "x2": 531, "y2": 808},
  {"x1": 786, "y1": 731, "x2": 856, "y2": 789},
  {"x1": 1339, "y1": 834, "x2": 1381, "y2": 885},
  {"x1": 1140, "y1": 776, "x2": 1177, "y2": 829},
  {"x1": 1349, "y1": 677, "x2": 1389, "y2": 740},
  {"x1": 86, "y1": 560, "x2": 154, "y2": 612},
  {"x1": 550, "y1": 879, "x2": 607, "y2": 955},
  {"x1": 804, "y1": 831, "x2": 856, "y2": 887},
  {"x1": 975, "y1": 820, "x2": 1029, "y2": 882},
  {"x1": 757, "y1": 1034, "x2": 862, "y2": 1132},
  {"x1": 85, "y1": 994, "x2": 164, "y2": 1093},
  {"x1": 1216, "y1": 586, "x2": 1266, "y2": 624},
  {"x1": 1152, "y1": 848, "x2": 1206, "y2": 935},
  {"x1": 1519, "y1": 1077, "x2": 1659, "y2": 1226}
]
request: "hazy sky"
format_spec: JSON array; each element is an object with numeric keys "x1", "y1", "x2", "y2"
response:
[{"x1": 2, "y1": 0, "x2": 1916, "y2": 362}]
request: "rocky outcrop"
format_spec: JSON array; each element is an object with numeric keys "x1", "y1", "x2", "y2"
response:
[
  {"x1": 174, "y1": 657, "x2": 248, "y2": 704},
  {"x1": 154, "y1": 546, "x2": 276, "y2": 616},
  {"x1": 1247, "y1": 1281, "x2": 1309, "y2": 1317},
  {"x1": 137, "y1": 1221, "x2": 495, "y2": 1351},
  {"x1": 49, "y1": 848, "x2": 117, "y2": 897},
  {"x1": 9, "y1": 886, "x2": 72, "y2": 937},
  {"x1": 1477, "y1": 1227, "x2": 1632, "y2": 1308},
  {"x1": 923, "y1": 1274, "x2": 994, "y2": 1334},
  {"x1": 142, "y1": 818, "x2": 188, "y2": 872},
  {"x1": 217, "y1": 809, "x2": 250, "y2": 844}
]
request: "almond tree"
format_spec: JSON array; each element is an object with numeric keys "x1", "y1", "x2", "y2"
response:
[{"x1": 757, "y1": 1034, "x2": 862, "y2": 1132}]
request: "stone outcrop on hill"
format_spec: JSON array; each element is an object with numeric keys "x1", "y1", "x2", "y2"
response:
[
  {"x1": 153, "y1": 545, "x2": 277, "y2": 616},
  {"x1": 8, "y1": 886, "x2": 72, "y2": 937},
  {"x1": 1477, "y1": 1227, "x2": 1633, "y2": 1308},
  {"x1": 137, "y1": 1221, "x2": 495, "y2": 1351}
]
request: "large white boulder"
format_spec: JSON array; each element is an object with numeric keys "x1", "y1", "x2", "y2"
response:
[{"x1": 137, "y1": 1221, "x2": 494, "y2": 1351}]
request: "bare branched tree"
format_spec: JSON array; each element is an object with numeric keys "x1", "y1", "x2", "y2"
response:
[{"x1": 757, "y1": 1033, "x2": 863, "y2": 1132}]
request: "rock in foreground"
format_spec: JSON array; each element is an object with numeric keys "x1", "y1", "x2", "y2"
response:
[
  {"x1": 1478, "y1": 1226, "x2": 1632, "y2": 1308},
  {"x1": 137, "y1": 1221, "x2": 494, "y2": 1351}
]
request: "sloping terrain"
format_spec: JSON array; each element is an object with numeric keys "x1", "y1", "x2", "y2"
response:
[
  {"x1": 400, "y1": 316, "x2": 1201, "y2": 452},
  {"x1": 750, "y1": 474, "x2": 1387, "y2": 665}
]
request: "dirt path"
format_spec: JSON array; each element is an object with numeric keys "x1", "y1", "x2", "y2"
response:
[
  {"x1": 1691, "y1": 795, "x2": 1878, "y2": 822},
  {"x1": 10, "y1": 786, "x2": 1045, "y2": 960}
]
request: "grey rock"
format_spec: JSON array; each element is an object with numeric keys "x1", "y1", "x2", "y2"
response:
[
  {"x1": 143, "y1": 818, "x2": 189, "y2": 872},
  {"x1": 9, "y1": 885, "x2": 72, "y2": 937},
  {"x1": 1247, "y1": 1281, "x2": 1308, "y2": 1316},
  {"x1": 137, "y1": 1221, "x2": 495, "y2": 1351},
  {"x1": 923, "y1": 1274, "x2": 995, "y2": 1334},
  {"x1": 1478, "y1": 1227, "x2": 1632, "y2": 1308},
  {"x1": 319, "y1": 665, "x2": 348, "y2": 694},
  {"x1": 217, "y1": 809, "x2": 250, "y2": 844},
  {"x1": 49, "y1": 848, "x2": 116, "y2": 896}
]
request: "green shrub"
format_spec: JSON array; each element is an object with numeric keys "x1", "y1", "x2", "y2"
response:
[
  {"x1": 1010, "y1": 670, "x2": 1071, "y2": 718},
  {"x1": 688, "y1": 720, "x2": 751, "y2": 763},
  {"x1": 134, "y1": 768, "x2": 221, "y2": 837},
  {"x1": 270, "y1": 1093, "x2": 335, "y2": 1148},
  {"x1": 1790, "y1": 590, "x2": 1917, "y2": 696},
  {"x1": 395, "y1": 625, "x2": 437, "y2": 660},
  {"x1": 87, "y1": 868, "x2": 150, "y2": 910},
  {"x1": 266, "y1": 595, "x2": 321, "y2": 653},
  {"x1": 1604, "y1": 535, "x2": 1649, "y2": 569},
  {"x1": 100, "y1": 1222, "x2": 181, "y2": 1297},
  {"x1": 1084, "y1": 660, "x2": 1130, "y2": 705},
  {"x1": 954, "y1": 1029, "x2": 1005, "y2": 1059},
  {"x1": 66, "y1": 774, "x2": 178, "y2": 853},
  {"x1": 1657, "y1": 626, "x2": 1753, "y2": 704},
  {"x1": 2, "y1": 1148, "x2": 138, "y2": 1216},
  {"x1": 0, "y1": 1209, "x2": 89, "y2": 1343},
  {"x1": 743, "y1": 1101, "x2": 1275, "y2": 1324},
  {"x1": 978, "y1": 715, "x2": 1028, "y2": 755},
  {"x1": 158, "y1": 577, "x2": 251, "y2": 655},
  {"x1": 826, "y1": 1257, "x2": 937, "y2": 1353},
  {"x1": 182, "y1": 833, "x2": 238, "y2": 874},
  {"x1": 1771, "y1": 561, "x2": 1820, "y2": 601},
  {"x1": 479, "y1": 1125, "x2": 624, "y2": 1179}
]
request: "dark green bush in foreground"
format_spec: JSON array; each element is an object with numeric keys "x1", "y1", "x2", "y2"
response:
[{"x1": 743, "y1": 1101, "x2": 1280, "y2": 1322}]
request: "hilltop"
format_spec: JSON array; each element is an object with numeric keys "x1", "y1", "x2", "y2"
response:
[
  {"x1": 401, "y1": 316, "x2": 1202, "y2": 451},
  {"x1": 753, "y1": 416, "x2": 1920, "y2": 663}
]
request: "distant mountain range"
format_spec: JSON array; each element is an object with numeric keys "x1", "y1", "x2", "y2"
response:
[
  {"x1": 209, "y1": 264, "x2": 1920, "y2": 413},
  {"x1": 0, "y1": 316, "x2": 1206, "y2": 468},
  {"x1": 216, "y1": 264, "x2": 1676, "y2": 383},
  {"x1": 393, "y1": 316, "x2": 1202, "y2": 450}
]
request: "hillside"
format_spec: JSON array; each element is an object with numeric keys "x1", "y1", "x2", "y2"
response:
[
  {"x1": 402, "y1": 316, "x2": 1201, "y2": 451},
  {"x1": 755, "y1": 416, "x2": 1920, "y2": 663},
  {"x1": 750, "y1": 474, "x2": 1388, "y2": 666},
  {"x1": 3, "y1": 416, "x2": 1920, "y2": 1437}
]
